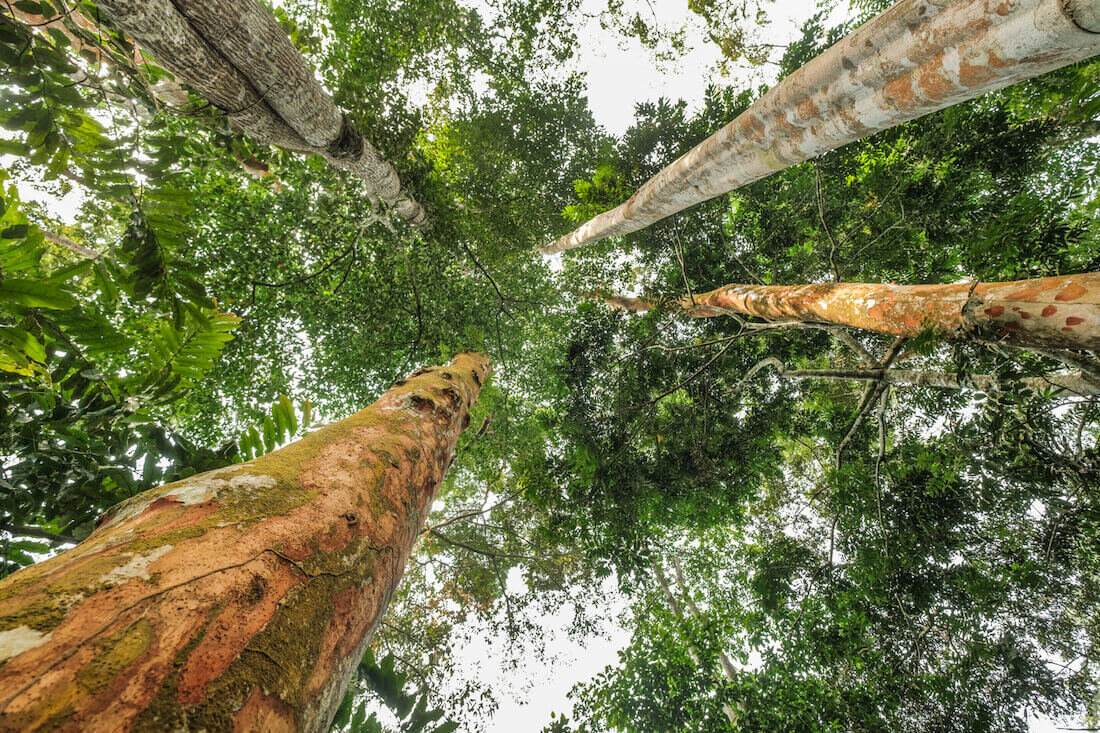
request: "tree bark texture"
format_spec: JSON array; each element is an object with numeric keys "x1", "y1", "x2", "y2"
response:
[
  {"x1": 600, "y1": 272, "x2": 1100, "y2": 351},
  {"x1": 0, "y1": 353, "x2": 489, "y2": 731},
  {"x1": 91, "y1": 0, "x2": 427, "y2": 227},
  {"x1": 544, "y1": 0, "x2": 1100, "y2": 253}
]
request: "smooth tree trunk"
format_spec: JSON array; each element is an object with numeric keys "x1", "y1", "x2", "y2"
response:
[
  {"x1": 669, "y1": 556, "x2": 738, "y2": 685},
  {"x1": 543, "y1": 0, "x2": 1100, "y2": 254},
  {"x1": 754, "y1": 358, "x2": 1099, "y2": 397},
  {"x1": 651, "y1": 560, "x2": 738, "y2": 724},
  {"x1": 0, "y1": 354, "x2": 488, "y2": 731},
  {"x1": 91, "y1": 0, "x2": 427, "y2": 227},
  {"x1": 599, "y1": 272, "x2": 1100, "y2": 351}
]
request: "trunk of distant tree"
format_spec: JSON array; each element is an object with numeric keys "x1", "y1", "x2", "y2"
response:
[
  {"x1": 651, "y1": 559, "x2": 738, "y2": 724},
  {"x1": 764, "y1": 362, "x2": 1099, "y2": 397},
  {"x1": 0, "y1": 354, "x2": 488, "y2": 731},
  {"x1": 41, "y1": 230, "x2": 100, "y2": 259},
  {"x1": 544, "y1": 0, "x2": 1100, "y2": 253},
  {"x1": 669, "y1": 557, "x2": 738, "y2": 684},
  {"x1": 599, "y1": 272, "x2": 1100, "y2": 352},
  {"x1": 90, "y1": 0, "x2": 427, "y2": 227}
]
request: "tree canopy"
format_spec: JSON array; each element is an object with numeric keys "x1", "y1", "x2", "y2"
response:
[{"x1": 1, "y1": 0, "x2": 1099, "y2": 729}]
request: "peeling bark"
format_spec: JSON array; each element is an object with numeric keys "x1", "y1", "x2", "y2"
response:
[
  {"x1": 0, "y1": 354, "x2": 489, "y2": 731},
  {"x1": 544, "y1": 0, "x2": 1100, "y2": 253},
  {"x1": 91, "y1": 0, "x2": 427, "y2": 227},
  {"x1": 599, "y1": 272, "x2": 1100, "y2": 351}
]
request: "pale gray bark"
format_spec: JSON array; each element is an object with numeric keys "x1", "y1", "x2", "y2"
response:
[
  {"x1": 770, "y1": 363, "x2": 1099, "y2": 397},
  {"x1": 544, "y1": 0, "x2": 1100, "y2": 253},
  {"x1": 671, "y1": 556, "x2": 737, "y2": 684},
  {"x1": 43, "y1": 230, "x2": 100, "y2": 259},
  {"x1": 651, "y1": 559, "x2": 738, "y2": 725}
]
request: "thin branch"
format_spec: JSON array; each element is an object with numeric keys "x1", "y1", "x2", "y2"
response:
[
  {"x1": 0, "y1": 523, "x2": 77, "y2": 544},
  {"x1": 42, "y1": 229, "x2": 101, "y2": 258},
  {"x1": 647, "y1": 338, "x2": 737, "y2": 406}
]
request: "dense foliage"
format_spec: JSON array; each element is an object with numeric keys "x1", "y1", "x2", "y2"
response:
[{"x1": 1, "y1": 0, "x2": 1098, "y2": 730}]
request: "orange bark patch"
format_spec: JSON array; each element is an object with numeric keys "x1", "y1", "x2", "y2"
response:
[
  {"x1": 1042, "y1": 305, "x2": 1058, "y2": 317},
  {"x1": 884, "y1": 77, "x2": 916, "y2": 110},
  {"x1": 233, "y1": 686, "x2": 295, "y2": 732},
  {"x1": 1056, "y1": 283, "x2": 1088, "y2": 302},
  {"x1": 984, "y1": 306, "x2": 1005, "y2": 318},
  {"x1": 1065, "y1": 317, "x2": 1084, "y2": 327},
  {"x1": 918, "y1": 65, "x2": 953, "y2": 100},
  {"x1": 959, "y1": 60, "x2": 995, "y2": 87},
  {"x1": 174, "y1": 561, "x2": 301, "y2": 705},
  {"x1": 1005, "y1": 287, "x2": 1041, "y2": 300}
]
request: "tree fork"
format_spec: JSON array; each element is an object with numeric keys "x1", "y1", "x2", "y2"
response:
[
  {"x1": 0, "y1": 353, "x2": 489, "y2": 731},
  {"x1": 598, "y1": 272, "x2": 1100, "y2": 351},
  {"x1": 544, "y1": 0, "x2": 1100, "y2": 253}
]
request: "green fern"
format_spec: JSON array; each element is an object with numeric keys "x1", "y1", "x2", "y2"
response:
[
  {"x1": 236, "y1": 396, "x2": 317, "y2": 460},
  {"x1": 132, "y1": 305, "x2": 240, "y2": 401}
]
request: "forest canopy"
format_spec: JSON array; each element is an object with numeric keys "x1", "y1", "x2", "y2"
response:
[{"x1": 1, "y1": 0, "x2": 1099, "y2": 730}]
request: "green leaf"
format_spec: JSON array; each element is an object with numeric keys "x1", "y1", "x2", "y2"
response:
[{"x1": 0, "y1": 278, "x2": 76, "y2": 309}]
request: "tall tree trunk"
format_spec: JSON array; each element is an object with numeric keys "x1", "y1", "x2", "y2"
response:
[
  {"x1": 766, "y1": 362, "x2": 1098, "y2": 397},
  {"x1": 543, "y1": 0, "x2": 1100, "y2": 254},
  {"x1": 669, "y1": 557, "x2": 738, "y2": 685},
  {"x1": 651, "y1": 559, "x2": 738, "y2": 725},
  {"x1": 599, "y1": 272, "x2": 1100, "y2": 351},
  {"x1": 91, "y1": 0, "x2": 427, "y2": 227},
  {"x1": 0, "y1": 354, "x2": 488, "y2": 731}
]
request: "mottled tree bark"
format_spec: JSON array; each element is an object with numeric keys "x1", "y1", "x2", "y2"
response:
[
  {"x1": 91, "y1": 0, "x2": 427, "y2": 227},
  {"x1": 544, "y1": 0, "x2": 1100, "y2": 254},
  {"x1": 42, "y1": 230, "x2": 100, "y2": 259},
  {"x1": 0, "y1": 354, "x2": 488, "y2": 731},
  {"x1": 599, "y1": 272, "x2": 1100, "y2": 351}
]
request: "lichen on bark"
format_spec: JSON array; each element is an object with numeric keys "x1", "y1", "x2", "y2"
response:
[{"x1": 0, "y1": 353, "x2": 490, "y2": 731}]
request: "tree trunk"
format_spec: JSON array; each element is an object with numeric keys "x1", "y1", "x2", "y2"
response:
[
  {"x1": 543, "y1": 0, "x2": 1100, "y2": 253},
  {"x1": 670, "y1": 556, "x2": 737, "y2": 684},
  {"x1": 651, "y1": 559, "x2": 738, "y2": 725},
  {"x1": 0, "y1": 353, "x2": 488, "y2": 731},
  {"x1": 599, "y1": 272, "x2": 1100, "y2": 351},
  {"x1": 772, "y1": 364, "x2": 1098, "y2": 397},
  {"x1": 91, "y1": 0, "x2": 427, "y2": 227}
]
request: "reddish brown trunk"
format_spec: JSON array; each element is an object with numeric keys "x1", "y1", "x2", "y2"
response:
[
  {"x1": 0, "y1": 354, "x2": 488, "y2": 731},
  {"x1": 602, "y1": 272, "x2": 1099, "y2": 351}
]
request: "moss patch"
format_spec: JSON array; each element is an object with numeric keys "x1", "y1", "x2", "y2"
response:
[
  {"x1": 0, "y1": 592, "x2": 79, "y2": 634},
  {"x1": 77, "y1": 618, "x2": 154, "y2": 690}
]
